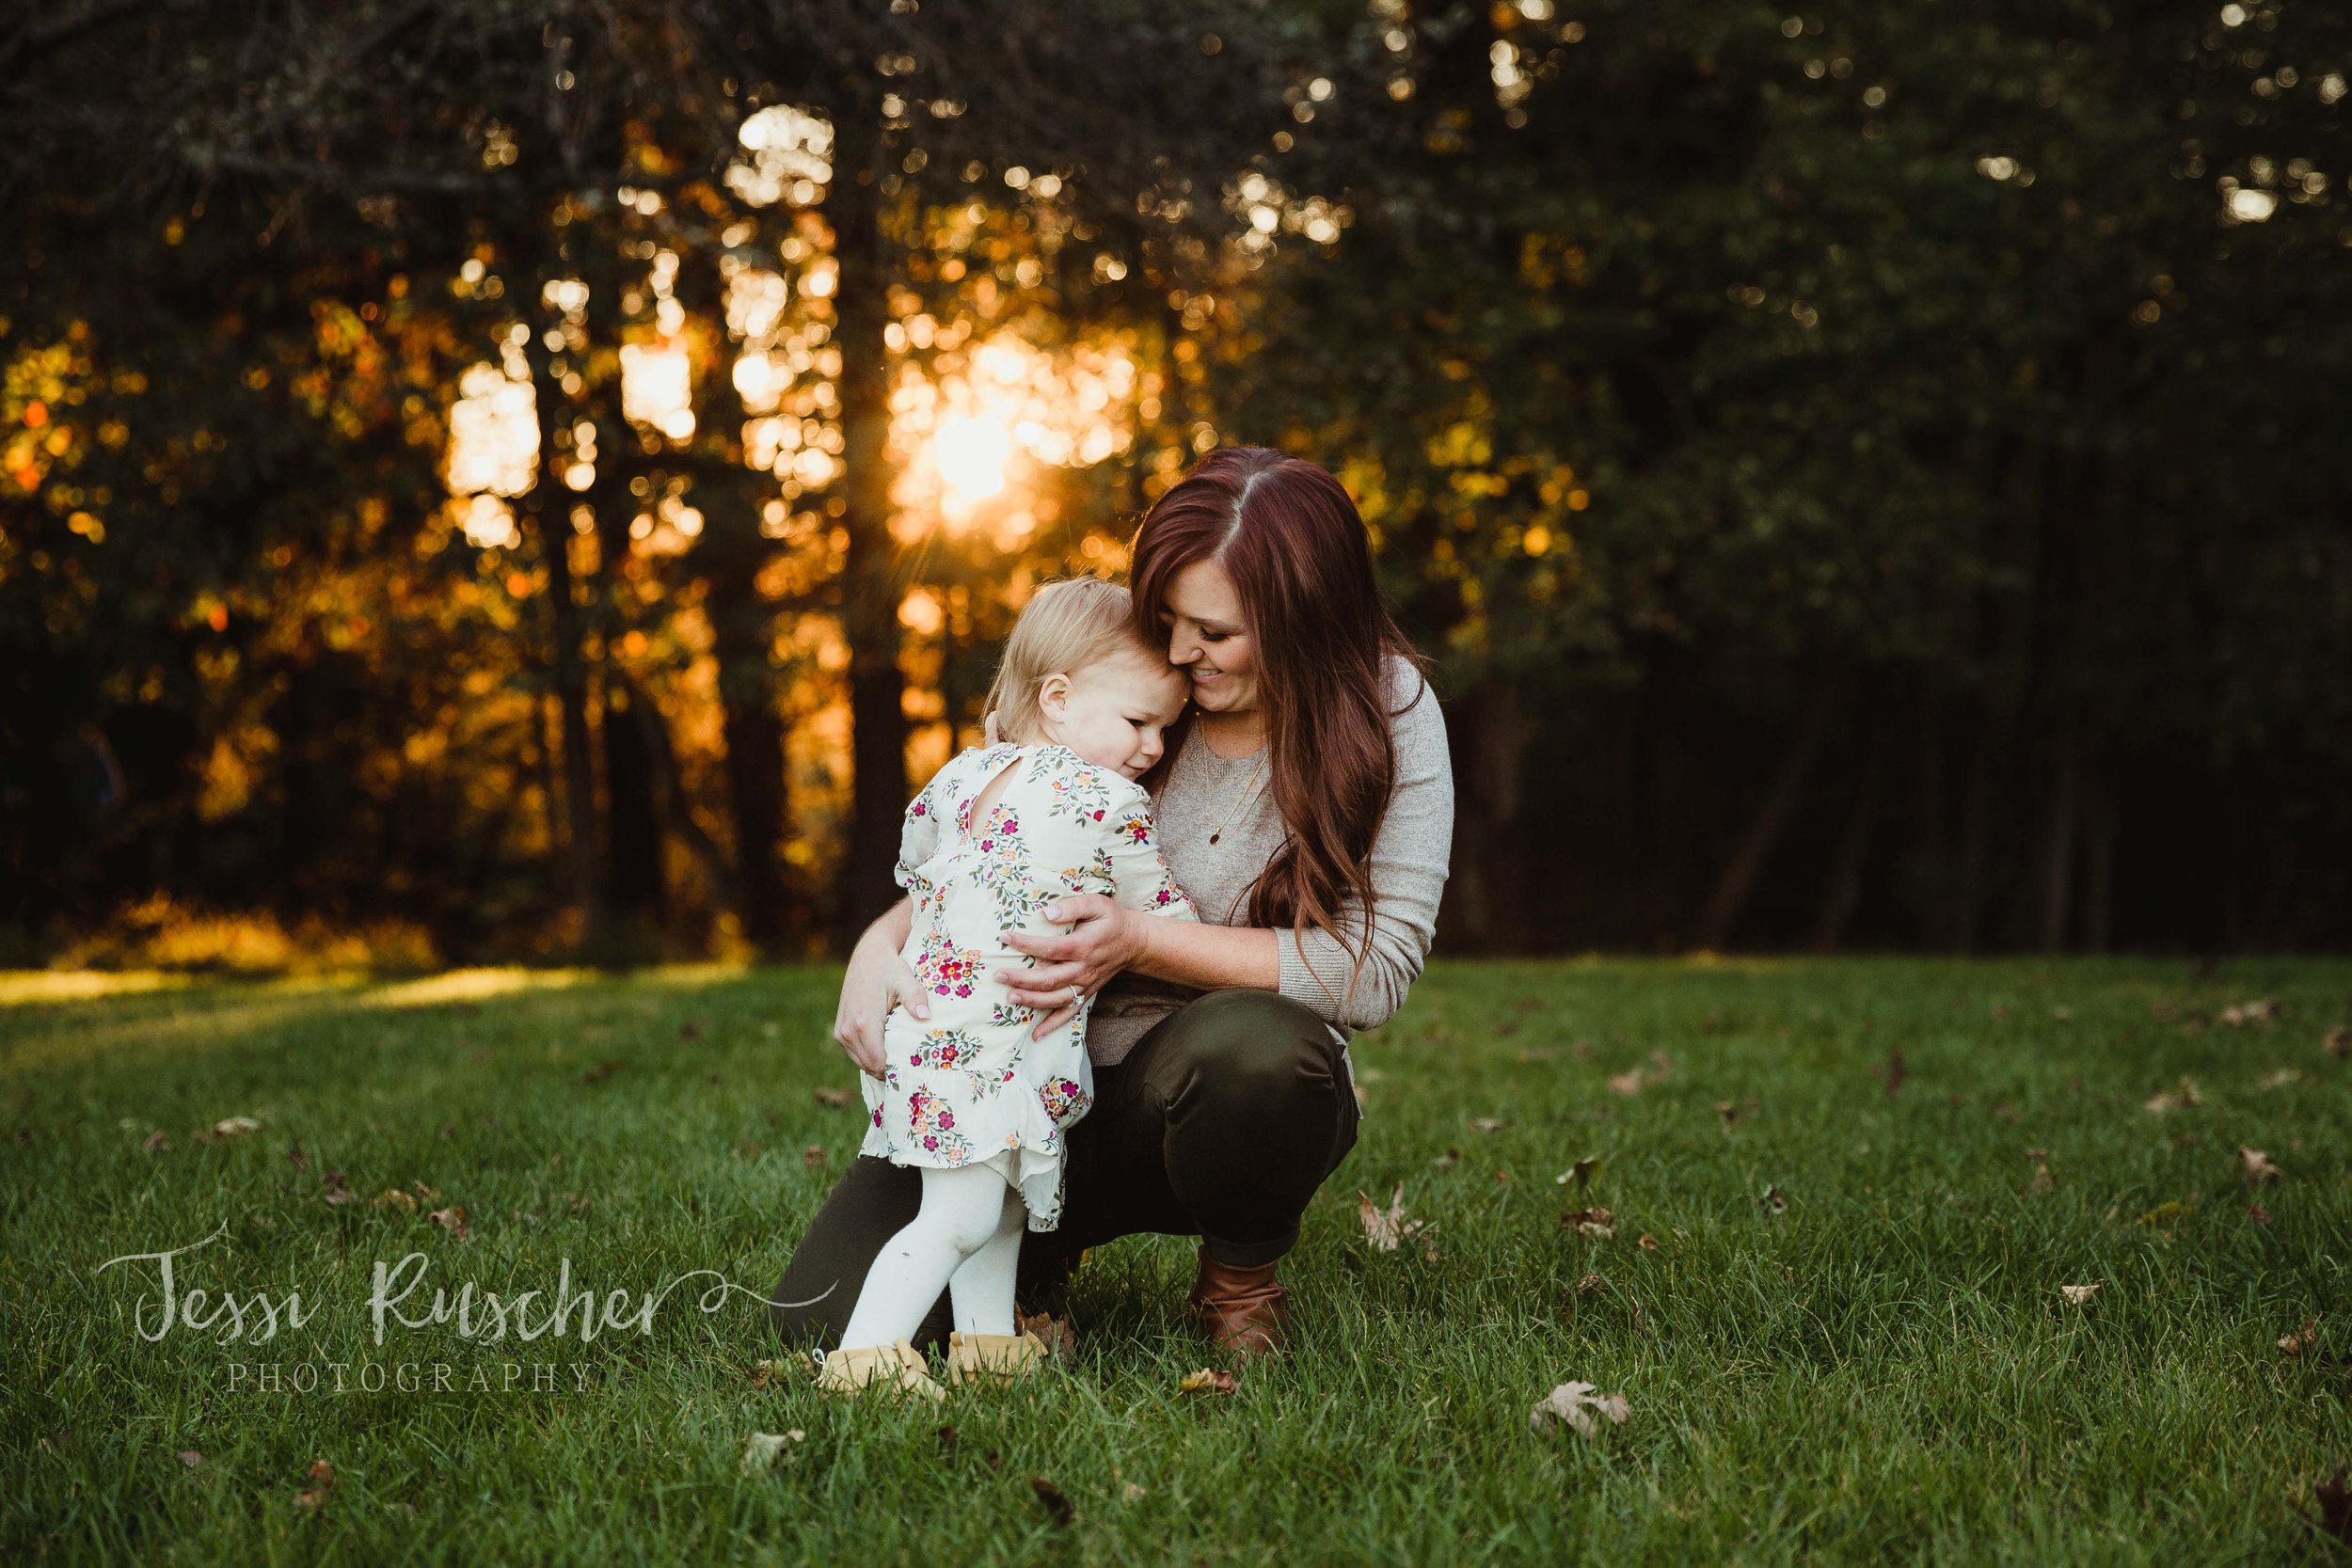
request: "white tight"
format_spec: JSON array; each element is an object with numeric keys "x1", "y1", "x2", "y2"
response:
[{"x1": 838, "y1": 1164, "x2": 1026, "y2": 1348}]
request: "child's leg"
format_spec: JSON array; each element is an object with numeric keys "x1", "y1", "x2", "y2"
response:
[
  {"x1": 839, "y1": 1165, "x2": 1016, "y2": 1350},
  {"x1": 944, "y1": 1186, "x2": 1025, "y2": 1337}
]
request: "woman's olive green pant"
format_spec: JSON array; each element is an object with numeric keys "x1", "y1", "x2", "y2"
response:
[{"x1": 768, "y1": 989, "x2": 1360, "y2": 1350}]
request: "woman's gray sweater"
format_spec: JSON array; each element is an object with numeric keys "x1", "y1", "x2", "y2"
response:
[{"x1": 1088, "y1": 657, "x2": 1455, "y2": 1067}]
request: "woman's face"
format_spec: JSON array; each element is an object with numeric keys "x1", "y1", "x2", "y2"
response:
[{"x1": 1162, "y1": 559, "x2": 1259, "y2": 716}]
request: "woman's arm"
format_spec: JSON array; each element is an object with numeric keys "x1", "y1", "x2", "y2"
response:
[
  {"x1": 831, "y1": 896, "x2": 924, "y2": 1076},
  {"x1": 997, "y1": 899, "x2": 1278, "y2": 1039}
]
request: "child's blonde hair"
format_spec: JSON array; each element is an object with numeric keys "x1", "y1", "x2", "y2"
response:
[{"x1": 984, "y1": 578, "x2": 1153, "y2": 743}]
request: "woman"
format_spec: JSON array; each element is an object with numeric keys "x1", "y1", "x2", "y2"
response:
[{"x1": 771, "y1": 446, "x2": 1454, "y2": 1358}]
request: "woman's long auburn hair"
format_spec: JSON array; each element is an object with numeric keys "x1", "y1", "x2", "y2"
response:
[{"x1": 1129, "y1": 447, "x2": 1423, "y2": 974}]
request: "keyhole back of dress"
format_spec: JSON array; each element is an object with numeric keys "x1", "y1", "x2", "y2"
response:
[{"x1": 961, "y1": 751, "x2": 1026, "y2": 842}]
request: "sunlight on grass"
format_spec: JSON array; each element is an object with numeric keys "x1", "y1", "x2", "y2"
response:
[
  {"x1": 361, "y1": 967, "x2": 600, "y2": 1009},
  {"x1": 0, "y1": 970, "x2": 194, "y2": 1007}
]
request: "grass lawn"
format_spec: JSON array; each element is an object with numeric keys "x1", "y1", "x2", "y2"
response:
[{"x1": 5, "y1": 957, "x2": 2351, "y2": 1565}]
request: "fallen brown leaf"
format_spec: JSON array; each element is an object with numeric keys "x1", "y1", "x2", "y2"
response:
[
  {"x1": 2280, "y1": 1318, "x2": 2321, "y2": 1356},
  {"x1": 1636, "y1": 1233, "x2": 1660, "y2": 1251},
  {"x1": 750, "y1": 1358, "x2": 793, "y2": 1388},
  {"x1": 1759, "y1": 1184, "x2": 1788, "y2": 1214},
  {"x1": 2314, "y1": 1467, "x2": 2352, "y2": 1544},
  {"x1": 1606, "y1": 1069, "x2": 1645, "y2": 1098},
  {"x1": 2249, "y1": 1201, "x2": 2274, "y2": 1227},
  {"x1": 1430, "y1": 1148, "x2": 1461, "y2": 1168},
  {"x1": 2143, "y1": 1076, "x2": 2203, "y2": 1115},
  {"x1": 1177, "y1": 1368, "x2": 1237, "y2": 1396},
  {"x1": 1030, "y1": 1476, "x2": 1075, "y2": 1527},
  {"x1": 1570, "y1": 1038, "x2": 1595, "y2": 1061},
  {"x1": 1572, "y1": 1273, "x2": 1605, "y2": 1299},
  {"x1": 2029, "y1": 1162, "x2": 2055, "y2": 1196},
  {"x1": 321, "y1": 1169, "x2": 358, "y2": 1205},
  {"x1": 1647, "y1": 1049, "x2": 1674, "y2": 1079},
  {"x1": 213, "y1": 1117, "x2": 262, "y2": 1139},
  {"x1": 1529, "y1": 1381, "x2": 1631, "y2": 1438},
  {"x1": 1469, "y1": 1117, "x2": 1512, "y2": 1134},
  {"x1": 1019, "y1": 1311, "x2": 1078, "y2": 1364},
  {"x1": 2322, "y1": 1024, "x2": 2350, "y2": 1058},
  {"x1": 1556, "y1": 1156, "x2": 1601, "y2": 1190},
  {"x1": 679, "y1": 1021, "x2": 703, "y2": 1041},
  {"x1": 285, "y1": 1146, "x2": 310, "y2": 1171},
  {"x1": 177, "y1": 1449, "x2": 205, "y2": 1468},
  {"x1": 2059, "y1": 1283, "x2": 2101, "y2": 1306},
  {"x1": 812, "y1": 1085, "x2": 855, "y2": 1108},
  {"x1": 1559, "y1": 1206, "x2": 1615, "y2": 1240},
  {"x1": 374, "y1": 1188, "x2": 418, "y2": 1213},
  {"x1": 294, "y1": 1458, "x2": 334, "y2": 1510},
  {"x1": 2239, "y1": 1146, "x2": 2283, "y2": 1184},
  {"x1": 2259, "y1": 1069, "x2": 2302, "y2": 1090},
  {"x1": 140, "y1": 1131, "x2": 173, "y2": 1154},
  {"x1": 2217, "y1": 998, "x2": 2278, "y2": 1028},
  {"x1": 740, "y1": 1430, "x2": 803, "y2": 1472},
  {"x1": 1358, "y1": 1184, "x2": 1432, "y2": 1253},
  {"x1": 803, "y1": 1144, "x2": 828, "y2": 1170},
  {"x1": 427, "y1": 1205, "x2": 469, "y2": 1240}
]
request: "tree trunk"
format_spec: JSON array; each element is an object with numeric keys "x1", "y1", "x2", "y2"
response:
[
  {"x1": 1950, "y1": 724, "x2": 1994, "y2": 954},
  {"x1": 600, "y1": 675, "x2": 666, "y2": 922},
  {"x1": 2081, "y1": 766, "x2": 2117, "y2": 954},
  {"x1": 829, "y1": 100, "x2": 909, "y2": 949},
  {"x1": 1444, "y1": 682, "x2": 1525, "y2": 951},
  {"x1": 1692, "y1": 684, "x2": 1836, "y2": 951},
  {"x1": 2036, "y1": 718, "x2": 2081, "y2": 954},
  {"x1": 1813, "y1": 732, "x2": 1884, "y2": 953},
  {"x1": 524, "y1": 341, "x2": 601, "y2": 927}
]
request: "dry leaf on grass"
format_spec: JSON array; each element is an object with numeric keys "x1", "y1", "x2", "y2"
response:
[
  {"x1": 2259, "y1": 1069, "x2": 2302, "y2": 1090},
  {"x1": 803, "y1": 1144, "x2": 828, "y2": 1170},
  {"x1": 1606, "y1": 1069, "x2": 1645, "y2": 1097},
  {"x1": 2313, "y1": 1467, "x2": 2352, "y2": 1544},
  {"x1": 1637, "y1": 1233, "x2": 1661, "y2": 1251},
  {"x1": 140, "y1": 1132, "x2": 173, "y2": 1154},
  {"x1": 2280, "y1": 1319, "x2": 2321, "y2": 1356},
  {"x1": 1572, "y1": 1273, "x2": 1605, "y2": 1299},
  {"x1": 321, "y1": 1169, "x2": 358, "y2": 1206},
  {"x1": 213, "y1": 1117, "x2": 261, "y2": 1139},
  {"x1": 1019, "y1": 1311, "x2": 1077, "y2": 1364},
  {"x1": 1469, "y1": 1117, "x2": 1512, "y2": 1134},
  {"x1": 2325, "y1": 1026, "x2": 2351, "y2": 1059},
  {"x1": 812, "y1": 1085, "x2": 854, "y2": 1108},
  {"x1": 286, "y1": 1146, "x2": 310, "y2": 1171},
  {"x1": 1430, "y1": 1148, "x2": 1461, "y2": 1168},
  {"x1": 740, "y1": 1430, "x2": 804, "y2": 1473},
  {"x1": 1178, "y1": 1368, "x2": 1238, "y2": 1396},
  {"x1": 1559, "y1": 1206, "x2": 1615, "y2": 1240},
  {"x1": 1030, "y1": 1476, "x2": 1076, "y2": 1527},
  {"x1": 2217, "y1": 998, "x2": 2278, "y2": 1027},
  {"x1": 2029, "y1": 1162, "x2": 2056, "y2": 1196},
  {"x1": 294, "y1": 1459, "x2": 334, "y2": 1509},
  {"x1": 428, "y1": 1206, "x2": 469, "y2": 1241},
  {"x1": 177, "y1": 1449, "x2": 205, "y2": 1468},
  {"x1": 2059, "y1": 1283, "x2": 2101, "y2": 1306},
  {"x1": 2239, "y1": 1146, "x2": 2284, "y2": 1184},
  {"x1": 1555, "y1": 1156, "x2": 1601, "y2": 1190},
  {"x1": 374, "y1": 1188, "x2": 417, "y2": 1213},
  {"x1": 1759, "y1": 1184, "x2": 1788, "y2": 1214},
  {"x1": 1529, "y1": 1381, "x2": 1631, "y2": 1438},
  {"x1": 2143, "y1": 1077, "x2": 2203, "y2": 1115},
  {"x1": 749, "y1": 1358, "x2": 794, "y2": 1388},
  {"x1": 1358, "y1": 1184, "x2": 1435, "y2": 1255}
]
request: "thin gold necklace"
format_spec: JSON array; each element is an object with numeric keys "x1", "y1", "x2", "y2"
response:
[{"x1": 1205, "y1": 748, "x2": 1269, "y2": 846}]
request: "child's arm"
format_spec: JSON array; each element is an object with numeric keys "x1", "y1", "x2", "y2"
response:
[{"x1": 1103, "y1": 784, "x2": 1198, "y2": 922}]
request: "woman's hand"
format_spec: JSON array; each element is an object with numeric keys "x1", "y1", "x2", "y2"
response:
[
  {"x1": 999, "y1": 894, "x2": 1147, "y2": 1040},
  {"x1": 833, "y1": 918, "x2": 927, "y2": 1077}
]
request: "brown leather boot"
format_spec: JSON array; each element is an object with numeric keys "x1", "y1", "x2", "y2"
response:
[{"x1": 1185, "y1": 1244, "x2": 1290, "y2": 1358}]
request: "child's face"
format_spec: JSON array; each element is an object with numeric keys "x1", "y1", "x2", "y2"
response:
[{"x1": 1039, "y1": 647, "x2": 1190, "y2": 779}]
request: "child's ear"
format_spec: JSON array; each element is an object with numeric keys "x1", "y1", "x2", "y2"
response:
[{"x1": 1038, "y1": 673, "x2": 1072, "y2": 721}]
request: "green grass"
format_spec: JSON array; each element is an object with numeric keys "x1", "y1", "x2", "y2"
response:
[{"x1": 4, "y1": 958, "x2": 2351, "y2": 1566}]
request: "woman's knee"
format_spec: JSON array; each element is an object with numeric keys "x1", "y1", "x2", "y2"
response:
[{"x1": 1168, "y1": 990, "x2": 1340, "y2": 1103}]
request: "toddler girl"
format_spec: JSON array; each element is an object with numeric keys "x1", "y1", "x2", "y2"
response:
[{"x1": 820, "y1": 578, "x2": 1198, "y2": 1400}]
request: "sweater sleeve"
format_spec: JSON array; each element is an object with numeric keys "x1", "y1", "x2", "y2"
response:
[{"x1": 1276, "y1": 663, "x2": 1454, "y2": 1030}]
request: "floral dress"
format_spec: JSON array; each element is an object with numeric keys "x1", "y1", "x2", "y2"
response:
[{"x1": 859, "y1": 743, "x2": 1197, "y2": 1230}]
